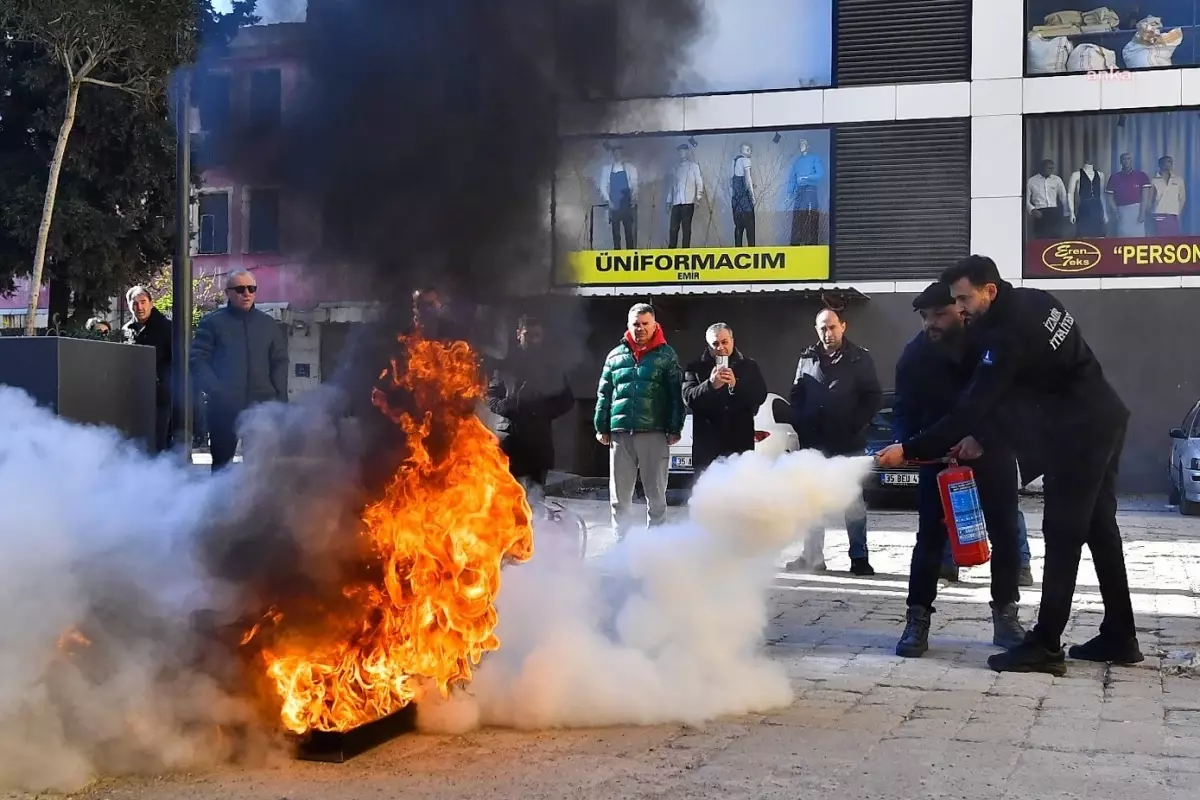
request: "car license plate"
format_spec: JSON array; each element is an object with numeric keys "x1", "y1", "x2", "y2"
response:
[
  {"x1": 670, "y1": 455, "x2": 692, "y2": 471},
  {"x1": 881, "y1": 471, "x2": 919, "y2": 486}
]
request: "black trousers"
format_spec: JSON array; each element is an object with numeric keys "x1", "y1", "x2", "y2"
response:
[
  {"x1": 734, "y1": 211, "x2": 755, "y2": 246},
  {"x1": 208, "y1": 403, "x2": 245, "y2": 472},
  {"x1": 610, "y1": 205, "x2": 636, "y2": 250},
  {"x1": 1030, "y1": 209, "x2": 1061, "y2": 239},
  {"x1": 1031, "y1": 423, "x2": 1135, "y2": 648},
  {"x1": 668, "y1": 203, "x2": 696, "y2": 248},
  {"x1": 154, "y1": 403, "x2": 173, "y2": 454},
  {"x1": 907, "y1": 453, "x2": 1022, "y2": 610}
]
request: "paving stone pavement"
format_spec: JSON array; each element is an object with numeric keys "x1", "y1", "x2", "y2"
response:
[{"x1": 23, "y1": 498, "x2": 1200, "y2": 800}]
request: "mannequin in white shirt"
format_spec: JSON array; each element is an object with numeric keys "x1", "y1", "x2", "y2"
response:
[
  {"x1": 667, "y1": 144, "x2": 703, "y2": 248},
  {"x1": 1067, "y1": 158, "x2": 1108, "y2": 237},
  {"x1": 599, "y1": 145, "x2": 639, "y2": 249},
  {"x1": 1026, "y1": 159, "x2": 1068, "y2": 240}
]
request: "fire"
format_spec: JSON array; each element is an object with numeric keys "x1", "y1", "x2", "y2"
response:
[{"x1": 250, "y1": 332, "x2": 533, "y2": 734}]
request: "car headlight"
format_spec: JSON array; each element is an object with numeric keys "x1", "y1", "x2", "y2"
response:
[{"x1": 1191, "y1": 458, "x2": 1200, "y2": 471}]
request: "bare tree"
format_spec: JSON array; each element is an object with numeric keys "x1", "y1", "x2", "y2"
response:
[{"x1": 0, "y1": 0, "x2": 196, "y2": 334}]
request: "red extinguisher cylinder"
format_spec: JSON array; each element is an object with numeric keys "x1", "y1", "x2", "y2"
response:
[{"x1": 937, "y1": 463, "x2": 991, "y2": 567}]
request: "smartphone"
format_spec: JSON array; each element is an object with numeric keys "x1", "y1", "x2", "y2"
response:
[{"x1": 715, "y1": 355, "x2": 729, "y2": 369}]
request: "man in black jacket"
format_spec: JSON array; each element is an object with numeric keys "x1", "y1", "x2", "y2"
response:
[
  {"x1": 681, "y1": 323, "x2": 768, "y2": 476},
  {"x1": 878, "y1": 255, "x2": 1139, "y2": 675},
  {"x1": 787, "y1": 308, "x2": 882, "y2": 576},
  {"x1": 891, "y1": 282, "x2": 1025, "y2": 658},
  {"x1": 190, "y1": 269, "x2": 290, "y2": 471},
  {"x1": 123, "y1": 285, "x2": 174, "y2": 453},
  {"x1": 487, "y1": 315, "x2": 574, "y2": 491}
]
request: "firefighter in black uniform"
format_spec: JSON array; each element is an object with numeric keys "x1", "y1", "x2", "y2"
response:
[
  {"x1": 877, "y1": 256, "x2": 1140, "y2": 675},
  {"x1": 891, "y1": 282, "x2": 1025, "y2": 658}
]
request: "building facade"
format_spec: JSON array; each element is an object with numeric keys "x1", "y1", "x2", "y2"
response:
[{"x1": 549, "y1": 0, "x2": 1200, "y2": 493}]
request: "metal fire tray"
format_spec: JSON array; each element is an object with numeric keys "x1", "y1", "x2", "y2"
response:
[{"x1": 295, "y1": 704, "x2": 417, "y2": 763}]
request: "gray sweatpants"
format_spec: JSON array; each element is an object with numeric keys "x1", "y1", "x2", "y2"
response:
[{"x1": 610, "y1": 431, "x2": 670, "y2": 538}]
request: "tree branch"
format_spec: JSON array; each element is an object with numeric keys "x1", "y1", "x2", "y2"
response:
[{"x1": 80, "y1": 76, "x2": 143, "y2": 95}]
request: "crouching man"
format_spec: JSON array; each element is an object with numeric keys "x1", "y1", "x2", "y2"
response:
[{"x1": 892, "y1": 282, "x2": 1025, "y2": 657}]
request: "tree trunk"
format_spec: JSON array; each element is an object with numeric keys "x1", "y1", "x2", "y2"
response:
[{"x1": 24, "y1": 79, "x2": 82, "y2": 336}]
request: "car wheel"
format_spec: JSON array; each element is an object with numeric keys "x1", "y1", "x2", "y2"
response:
[
  {"x1": 1169, "y1": 479, "x2": 1181, "y2": 506},
  {"x1": 1182, "y1": 497, "x2": 1200, "y2": 517}
]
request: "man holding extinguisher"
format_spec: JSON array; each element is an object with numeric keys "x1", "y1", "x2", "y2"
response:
[
  {"x1": 891, "y1": 282, "x2": 1026, "y2": 658},
  {"x1": 877, "y1": 255, "x2": 1140, "y2": 676}
]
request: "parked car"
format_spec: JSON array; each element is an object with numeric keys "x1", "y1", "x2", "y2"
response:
[
  {"x1": 668, "y1": 392, "x2": 800, "y2": 485},
  {"x1": 1168, "y1": 397, "x2": 1200, "y2": 516},
  {"x1": 863, "y1": 390, "x2": 919, "y2": 505}
]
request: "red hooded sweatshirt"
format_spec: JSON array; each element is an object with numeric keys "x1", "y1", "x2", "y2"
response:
[{"x1": 624, "y1": 325, "x2": 667, "y2": 362}]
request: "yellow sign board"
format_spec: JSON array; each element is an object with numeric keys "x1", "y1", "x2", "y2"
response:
[{"x1": 556, "y1": 246, "x2": 830, "y2": 286}]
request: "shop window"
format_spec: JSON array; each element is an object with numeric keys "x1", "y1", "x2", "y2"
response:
[
  {"x1": 248, "y1": 188, "x2": 281, "y2": 254},
  {"x1": 1023, "y1": 109, "x2": 1200, "y2": 278},
  {"x1": 1025, "y1": 2, "x2": 1200, "y2": 75},
  {"x1": 197, "y1": 192, "x2": 230, "y2": 255}
]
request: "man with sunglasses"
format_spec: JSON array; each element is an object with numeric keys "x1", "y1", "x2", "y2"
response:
[{"x1": 190, "y1": 269, "x2": 290, "y2": 471}]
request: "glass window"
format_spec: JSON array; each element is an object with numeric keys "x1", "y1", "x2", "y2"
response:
[
  {"x1": 1186, "y1": 400, "x2": 1200, "y2": 436},
  {"x1": 771, "y1": 397, "x2": 790, "y2": 425},
  {"x1": 553, "y1": 128, "x2": 832, "y2": 287},
  {"x1": 1023, "y1": 109, "x2": 1200, "y2": 278},
  {"x1": 1025, "y1": 2, "x2": 1199, "y2": 75},
  {"x1": 197, "y1": 192, "x2": 230, "y2": 255},
  {"x1": 248, "y1": 69, "x2": 282, "y2": 129},
  {"x1": 248, "y1": 188, "x2": 281, "y2": 254}
]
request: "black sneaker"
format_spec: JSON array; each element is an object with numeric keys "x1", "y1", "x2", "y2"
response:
[
  {"x1": 850, "y1": 557, "x2": 875, "y2": 576},
  {"x1": 896, "y1": 605, "x2": 931, "y2": 658},
  {"x1": 987, "y1": 635, "x2": 1067, "y2": 676},
  {"x1": 1018, "y1": 565, "x2": 1034, "y2": 587},
  {"x1": 991, "y1": 602, "x2": 1026, "y2": 649},
  {"x1": 1068, "y1": 635, "x2": 1145, "y2": 665}
]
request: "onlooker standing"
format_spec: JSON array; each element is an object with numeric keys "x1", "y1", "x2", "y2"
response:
[
  {"x1": 190, "y1": 269, "x2": 289, "y2": 471},
  {"x1": 123, "y1": 285, "x2": 174, "y2": 453},
  {"x1": 787, "y1": 308, "x2": 882, "y2": 575},
  {"x1": 595, "y1": 303, "x2": 684, "y2": 538},
  {"x1": 681, "y1": 322, "x2": 767, "y2": 475},
  {"x1": 488, "y1": 314, "x2": 575, "y2": 492}
]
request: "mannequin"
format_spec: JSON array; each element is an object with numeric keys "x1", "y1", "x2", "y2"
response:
[
  {"x1": 599, "y1": 145, "x2": 638, "y2": 249},
  {"x1": 789, "y1": 139, "x2": 825, "y2": 245},
  {"x1": 1067, "y1": 157, "x2": 1108, "y2": 237},
  {"x1": 667, "y1": 143, "x2": 703, "y2": 248},
  {"x1": 731, "y1": 142, "x2": 755, "y2": 246}
]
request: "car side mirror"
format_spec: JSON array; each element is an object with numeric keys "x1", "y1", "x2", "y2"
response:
[{"x1": 1170, "y1": 427, "x2": 1188, "y2": 440}]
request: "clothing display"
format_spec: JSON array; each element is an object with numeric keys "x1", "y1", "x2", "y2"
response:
[
  {"x1": 1151, "y1": 171, "x2": 1186, "y2": 235},
  {"x1": 599, "y1": 160, "x2": 639, "y2": 250},
  {"x1": 1070, "y1": 166, "x2": 1107, "y2": 237},
  {"x1": 669, "y1": 203, "x2": 697, "y2": 248},
  {"x1": 1026, "y1": 8, "x2": 1181, "y2": 73},
  {"x1": 1106, "y1": 167, "x2": 1151, "y2": 238},
  {"x1": 789, "y1": 148, "x2": 824, "y2": 246},
  {"x1": 1026, "y1": 171, "x2": 1068, "y2": 239},
  {"x1": 1027, "y1": 33, "x2": 1072, "y2": 74},
  {"x1": 666, "y1": 155, "x2": 703, "y2": 248},
  {"x1": 731, "y1": 152, "x2": 755, "y2": 247},
  {"x1": 1066, "y1": 42, "x2": 1117, "y2": 72}
]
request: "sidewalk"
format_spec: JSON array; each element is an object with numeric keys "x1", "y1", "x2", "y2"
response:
[{"x1": 42, "y1": 501, "x2": 1200, "y2": 800}]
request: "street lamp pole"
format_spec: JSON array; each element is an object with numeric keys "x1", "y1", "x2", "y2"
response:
[{"x1": 171, "y1": 68, "x2": 194, "y2": 461}]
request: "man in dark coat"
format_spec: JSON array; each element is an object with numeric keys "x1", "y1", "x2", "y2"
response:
[
  {"x1": 787, "y1": 307, "x2": 882, "y2": 575},
  {"x1": 891, "y1": 282, "x2": 1027, "y2": 658},
  {"x1": 123, "y1": 285, "x2": 174, "y2": 453},
  {"x1": 681, "y1": 322, "x2": 768, "y2": 475},
  {"x1": 878, "y1": 255, "x2": 1139, "y2": 675},
  {"x1": 189, "y1": 269, "x2": 290, "y2": 471},
  {"x1": 487, "y1": 315, "x2": 575, "y2": 491}
]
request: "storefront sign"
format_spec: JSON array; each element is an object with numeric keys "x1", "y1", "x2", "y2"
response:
[
  {"x1": 1025, "y1": 237, "x2": 1200, "y2": 277},
  {"x1": 556, "y1": 245, "x2": 830, "y2": 286}
]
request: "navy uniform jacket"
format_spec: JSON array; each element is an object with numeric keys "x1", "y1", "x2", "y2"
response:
[{"x1": 902, "y1": 281, "x2": 1126, "y2": 469}]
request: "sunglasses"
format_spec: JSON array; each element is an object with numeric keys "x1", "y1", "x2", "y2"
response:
[{"x1": 229, "y1": 285, "x2": 257, "y2": 295}]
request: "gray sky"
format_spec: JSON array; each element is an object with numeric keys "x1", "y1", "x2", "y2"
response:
[{"x1": 213, "y1": 0, "x2": 306, "y2": 23}]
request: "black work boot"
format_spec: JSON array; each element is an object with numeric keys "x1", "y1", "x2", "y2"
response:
[
  {"x1": 896, "y1": 605, "x2": 931, "y2": 658},
  {"x1": 987, "y1": 633, "x2": 1066, "y2": 676},
  {"x1": 850, "y1": 557, "x2": 875, "y2": 576},
  {"x1": 991, "y1": 602, "x2": 1026, "y2": 649},
  {"x1": 1068, "y1": 634, "x2": 1145, "y2": 665}
]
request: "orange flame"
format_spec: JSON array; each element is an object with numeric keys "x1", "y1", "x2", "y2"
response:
[{"x1": 254, "y1": 333, "x2": 533, "y2": 734}]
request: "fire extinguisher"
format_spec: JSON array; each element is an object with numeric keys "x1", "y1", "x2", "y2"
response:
[{"x1": 936, "y1": 459, "x2": 991, "y2": 567}]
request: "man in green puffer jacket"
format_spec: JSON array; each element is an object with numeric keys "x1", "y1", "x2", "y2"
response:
[{"x1": 594, "y1": 302, "x2": 685, "y2": 538}]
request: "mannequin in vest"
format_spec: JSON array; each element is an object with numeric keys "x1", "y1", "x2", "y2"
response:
[
  {"x1": 731, "y1": 142, "x2": 755, "y2": 246},
  {"x1": 1067, "y1": 156, "x2": 1108, "y2": 237}
]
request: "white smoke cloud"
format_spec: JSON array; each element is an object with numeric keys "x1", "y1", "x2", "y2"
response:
[{"x1": 417, "y1": 449, "x2": 872, "y2": 732}]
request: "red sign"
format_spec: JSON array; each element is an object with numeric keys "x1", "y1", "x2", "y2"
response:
[{"x1": 1025, "y1": 237, "x2": 1200, "y2": 278}]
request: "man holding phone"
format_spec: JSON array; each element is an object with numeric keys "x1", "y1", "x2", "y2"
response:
[{"x1": 682, "y1": 323, "x2": 768, "y2": 476}]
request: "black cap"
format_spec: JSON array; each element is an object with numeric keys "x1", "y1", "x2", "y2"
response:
[{"x1": 912, "y1": 281, "x2": 953, "y2": 311}]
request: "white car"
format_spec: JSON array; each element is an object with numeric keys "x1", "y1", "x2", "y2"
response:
[
  {"x1": 669, "y1": 392, "x2": 800, "y2": 479},
  {"x1": 1168, "y1": 397, "x2": 1200, "y2": 516}
]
